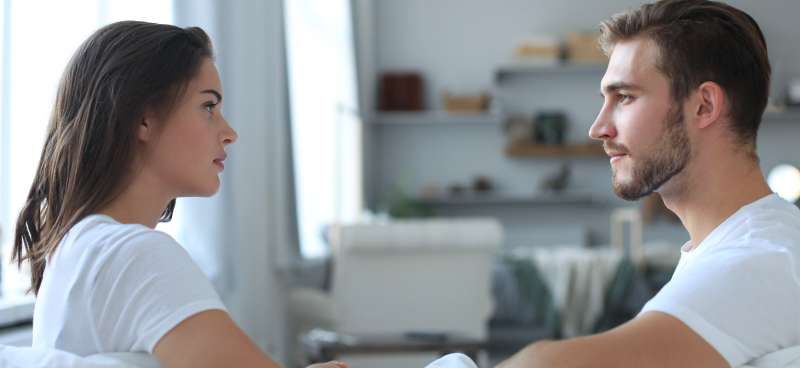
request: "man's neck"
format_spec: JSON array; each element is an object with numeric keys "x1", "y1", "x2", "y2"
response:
[{"x1": 660, "y1": 153, "x2": 772, "y2": 250}]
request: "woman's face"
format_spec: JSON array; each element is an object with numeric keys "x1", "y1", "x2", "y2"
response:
[{"x1": 140, "y1": 58, "x2": 237, "y2": 197}]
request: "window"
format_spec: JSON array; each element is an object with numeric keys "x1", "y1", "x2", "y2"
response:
[
  {"x1": 0, "y1": 0, "x2": 172, "y2": 304},
  {"x1": 284, "y1": 0, "x2": 363, "y2": 259}
]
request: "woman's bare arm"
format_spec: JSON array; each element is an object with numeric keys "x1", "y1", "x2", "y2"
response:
[{"x1": 154, "y1": 310, "x2": 280, "y2": 368}]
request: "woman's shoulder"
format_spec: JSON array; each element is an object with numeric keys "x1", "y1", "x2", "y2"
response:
[{"x1": 61, "y1": 214, "x2": 184, "y2": 260}]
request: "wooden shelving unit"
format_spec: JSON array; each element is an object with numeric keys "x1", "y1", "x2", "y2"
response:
[
  {"x1": 372, "y1": 111, "x2": 502, "y2": 125},
  {"x1": 415, "y1": 192, "x2": 600, "y2": 206},
  {"x1": 495, "y1": 62, "x2": 607, "y2": 82},
  {"x1": 504, "y1": 142, "x2": 605, "y2": 157}
]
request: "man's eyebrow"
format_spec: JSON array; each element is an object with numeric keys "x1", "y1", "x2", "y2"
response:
[
  {"x1": 600, "y1": 82, "x2": 642, "y2": 96},
  {"x1": 201, "y1": 89, "x2": 222, "y2": 103}
]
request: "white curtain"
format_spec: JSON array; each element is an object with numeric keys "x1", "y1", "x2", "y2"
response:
[{"x1": 171, "y1": 0, "x2": 293, "y2": 363}]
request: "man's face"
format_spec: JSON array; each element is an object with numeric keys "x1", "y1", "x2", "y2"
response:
[{"x1": 589, "y1": 38, "x2": 691, "y2": 200}]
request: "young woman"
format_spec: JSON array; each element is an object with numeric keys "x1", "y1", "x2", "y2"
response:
[{"x1": 12, "y1": 21, "x2": 344, "y2": 368}]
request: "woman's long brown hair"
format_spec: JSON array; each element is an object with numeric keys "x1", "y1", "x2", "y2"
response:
[{"x1": 13, "y1": 21, "x2": 213, "y2": 294}]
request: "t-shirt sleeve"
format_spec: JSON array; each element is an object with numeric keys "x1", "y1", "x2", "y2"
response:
[
  {"x1": 88, "y1": 230, "x2": 227, "y2": 353},
  {"x1": 640, "y1": 245, "x2": 800, "y2": 367}
]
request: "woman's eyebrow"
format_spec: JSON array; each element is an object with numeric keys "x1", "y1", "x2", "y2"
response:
[{"x1": 200, "y1": 89, "x2": 222, "y2": 103}]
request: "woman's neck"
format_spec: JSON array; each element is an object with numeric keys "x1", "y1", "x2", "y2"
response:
[{"x1": 98, "y1": 170, "x2": 173, "y2": 229}]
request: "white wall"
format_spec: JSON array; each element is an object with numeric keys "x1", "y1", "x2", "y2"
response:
[{"x1": 374, "y1": 0, "x2": 800, "y2": 109}]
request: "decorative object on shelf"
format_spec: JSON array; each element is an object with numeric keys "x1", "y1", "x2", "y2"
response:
[
  {"x1": 472, "y1": 175, "x2": 495, "y2": 193},
  {"x1": 787, "y1": 78, "x2": 800, "y2": 107},
  {"x1": 378, "y1": 71, "x2": 425, "y2": 111},
  {"x1": 418, "y1": 184, "x2": 444, "y2": 199},
  {"x1": 539, "y1": 163, "x2": 571, "y2": 192},
  {"x1": 448, "y1": 183, "x2": 468, "y2": 196},
  {"x1": 768, "y1": 164, "x2": 800, "y2": 203},
  {"x1": 565, "y1": 32, "x2": 607, "y2": 64},
  {"x1": 441, "y1": 91, "x2": 491, "y2": 113},
  {"x1": 512, "y1": 35, "x2": 562, "y2": 65},
  {"x1": 534, "y1": 111, "x2": 568, "y2": 145},
  {"x1": 503, "y1": 114, "x2": 535, "y2": 144}
]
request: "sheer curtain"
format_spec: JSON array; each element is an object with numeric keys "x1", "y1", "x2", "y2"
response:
[
  {"x1": 171, "y1": 0, "x2": 293, "y2": 363},
  {"x1": 285, "y1": 0, "x2": 363, "y2": 259}
]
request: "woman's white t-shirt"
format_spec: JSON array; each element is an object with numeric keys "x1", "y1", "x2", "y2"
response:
[
  {"x1": 640, "y1": 194, "x2": 800, "y2": 367},
  {"x1": 32, "y1": 214, "x2": 226, "y2": 356}
]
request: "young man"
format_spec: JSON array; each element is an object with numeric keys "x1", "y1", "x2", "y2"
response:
[{"x1": 498, "y1": 1, "x2": 800, "y2": 367}]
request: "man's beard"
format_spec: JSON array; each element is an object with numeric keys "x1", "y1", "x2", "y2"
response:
[{"x1": 610, "y1": 106, "x2": 691, "y2": 201}]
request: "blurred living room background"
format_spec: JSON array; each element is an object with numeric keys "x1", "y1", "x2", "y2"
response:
[{"x1": 2, "y1": 1, "x2": 800, "y2": 367}]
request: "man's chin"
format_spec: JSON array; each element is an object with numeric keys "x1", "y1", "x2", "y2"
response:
[{"x1": 612, "y1": 181, "x2": 652, "y2": 201}]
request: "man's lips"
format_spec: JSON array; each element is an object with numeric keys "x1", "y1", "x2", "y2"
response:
[{"x1": 606, "y1": 151, "x2": 627, "y2": 164}]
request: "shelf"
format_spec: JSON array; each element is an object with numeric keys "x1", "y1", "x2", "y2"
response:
[
  {"x1": 415, "y1": 192, "x2": 599, "y2": 206},
  {"x1": 372, "y1": 111, "x2": 503, "y2": 126},
  {"x1": 496, "y1": 62, "x2": 607, "y2": 82},
  {"x1": 505, "y1": 142, "x2": 605, "y2": 157}
]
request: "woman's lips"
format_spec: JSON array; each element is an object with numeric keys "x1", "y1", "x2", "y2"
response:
[{"x1": 213, "y1": 159, "x2": 225, "y2": 170}]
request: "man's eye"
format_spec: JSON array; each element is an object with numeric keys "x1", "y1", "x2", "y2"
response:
[{"x1": 618, "y1": 94, "x2": 633, "y2": 104}]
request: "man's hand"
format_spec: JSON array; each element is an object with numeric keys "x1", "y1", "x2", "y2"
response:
[{"x1": 307, "y1": 361, "x2": 348, "y2": 368}]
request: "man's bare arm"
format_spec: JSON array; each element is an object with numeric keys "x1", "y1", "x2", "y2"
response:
[{"x1": 496, "y1": 312, "x2": 727, "y2": 368}]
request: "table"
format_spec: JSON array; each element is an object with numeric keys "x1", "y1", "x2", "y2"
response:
[{"x1": 301, "y1": 329, "x2": 486, "y2": 364}]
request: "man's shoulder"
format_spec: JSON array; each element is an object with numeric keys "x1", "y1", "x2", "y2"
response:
[{"x1": 715, "y1": 195, "x2": 800, "y2": 253}]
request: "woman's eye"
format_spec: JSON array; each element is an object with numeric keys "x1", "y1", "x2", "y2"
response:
[{"x1": 204, "y1": 103, "x2": 216, "y2": 114}]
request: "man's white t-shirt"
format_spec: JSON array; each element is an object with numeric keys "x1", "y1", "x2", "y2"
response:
[
  {"x1": 32, "y1": 214, "x2": 226, "y2": 356},
  {"x1": 640, "y1": 194, "x2": 800, "y2": 367}
]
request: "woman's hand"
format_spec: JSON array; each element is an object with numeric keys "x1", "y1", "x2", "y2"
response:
[{"x1": 307, "y1": 361, "x2": 348, "y2": 368}]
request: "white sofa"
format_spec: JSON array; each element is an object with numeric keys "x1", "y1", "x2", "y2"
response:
[{"x1": 291, "y1": 218, "x2": 503, "y2": 368}]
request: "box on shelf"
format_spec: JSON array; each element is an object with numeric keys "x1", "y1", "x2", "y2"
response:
[
  {"x1": 378, "y1": 72, "x2": 425, "y2": 111},
  {"x1": 442, "y1": 92, "x2": 491, "y2": 113},
  {"x1": 513, "y1": 35, "x2": 562, "y2": 65},
  {"x1": 565, "y1": 32, "x2": 607, "y2": 64}
]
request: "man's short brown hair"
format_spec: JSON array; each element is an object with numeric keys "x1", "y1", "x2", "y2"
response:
[{"x1": 600, "y1": 0, "x2": 770, "y2": 147}]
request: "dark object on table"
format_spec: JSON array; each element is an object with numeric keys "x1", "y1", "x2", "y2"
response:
[
  {"x1": 405, "y1": 331, "x2": 450, "y2": 342},
  {"x1": 539, "y1": 163, "x2": 571, "y2": 192},
  {"x1": 301, "y1": 329, "x2": 486, "y2": 364},
  {"x1": 472, "y1": 176, "x2": 494, "y2": 193},
  {"x1": 534, "y1": 111, "x2": 568, "y2": 145},
  {"x1": 378, "y1": 72, "x2": 425, "y2": 111}
]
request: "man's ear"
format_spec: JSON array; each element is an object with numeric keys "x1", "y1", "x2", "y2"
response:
[{"x1": 693, "y1": 81, "x2": 726, "y2": 130}]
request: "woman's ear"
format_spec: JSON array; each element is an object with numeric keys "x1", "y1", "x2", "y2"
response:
[
  {"x1": 693, "y1": 81, "x2": 726, "y2": 130},
  {"x1": 138, "y1": 114, "x2": 156, "y2": 142}
]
